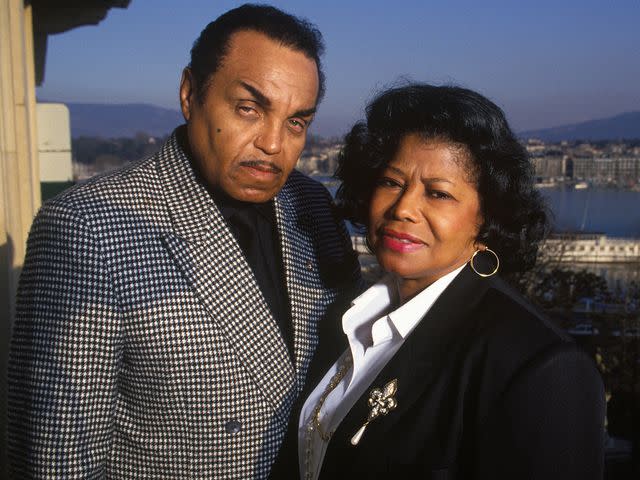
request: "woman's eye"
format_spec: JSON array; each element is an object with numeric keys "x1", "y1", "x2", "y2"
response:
[
  {"x1": 429, "y1": 190, "x2": 452, "y2": 200},
  {"x1": 376, "y1": 177, "x2": 402, "y2": 188}
]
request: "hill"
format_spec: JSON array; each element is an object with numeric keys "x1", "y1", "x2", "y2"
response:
[
  {"x1": 63, "y1": 102, "x2": 184, "y2": 138},
  {"x1": 519, "y1": 111, "x2": 640, "y2": 142},
  {"x1": 41, "y1": 101, "x2": 640, "y2": 142}
]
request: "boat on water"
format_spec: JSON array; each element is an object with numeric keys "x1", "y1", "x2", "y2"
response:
[
  {"x1": 574, "y1": 181, "x2": 589, "y2": 190},
  {"x1": 534, "y1": 181, "x2": 557, "y2": 188}
]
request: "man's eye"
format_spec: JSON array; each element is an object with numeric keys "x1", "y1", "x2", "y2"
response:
[
  {"x1": 288, "y1": 118, "x2": 306, "y2": 132},
  {"x1": 237, "y1": 105, "x2": 257, "y2": 115}
]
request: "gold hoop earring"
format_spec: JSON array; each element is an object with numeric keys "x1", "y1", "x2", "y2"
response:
[{"x1": 470, "y1": 248, "x2": 499, "y2": 278}]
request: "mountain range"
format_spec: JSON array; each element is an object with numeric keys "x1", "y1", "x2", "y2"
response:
[
  {"x1": 41, "y1": 101, "x2": 640, "y2": 141},
  {"x1": 519, "y1": 111, "x2": 640, "y2": 142},
  {"x1": 64, "y1": 102, "x2": 184, "y2": 138}
]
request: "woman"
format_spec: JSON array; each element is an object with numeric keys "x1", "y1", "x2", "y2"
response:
[{"x1": 296, "y1": 84, "x2": 605, "y2": 479}]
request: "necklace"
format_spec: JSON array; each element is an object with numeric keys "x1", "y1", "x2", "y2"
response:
[{"x1": 303, "y1": 354, "x2": 353, "y2": 480}]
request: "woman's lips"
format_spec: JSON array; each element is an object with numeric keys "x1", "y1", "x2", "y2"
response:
[{"x1": 381, "y1": 229, "x2": 425, "y2": 253}]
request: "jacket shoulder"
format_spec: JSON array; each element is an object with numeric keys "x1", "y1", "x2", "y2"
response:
[
  {"x1": 463, "y1": 278, "x2": 581, "y2": 399},
  {"x1": 45, "y1": 155, "x2": 158, "y2": 211},
  {"x1": 282, "y1": 170, "x2": 362, "y2": 289},
  {"x1": 465, "y1": 278, "x2": 602, "y2": 430},
  {"x1": 479, "y1": 278, "x2": 571, "y2": 347},
  {"x1": 284, "y1": 170, "x2": 334, "y2": 201}
]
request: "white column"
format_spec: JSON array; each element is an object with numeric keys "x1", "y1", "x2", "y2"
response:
[{"x1": 0, "y1": 0, "x2": 41, "y2": 473}]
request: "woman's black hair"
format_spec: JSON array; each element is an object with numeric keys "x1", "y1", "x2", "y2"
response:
[{"x1": 335, "y1": 83, "x2": 550, "y2": 274}]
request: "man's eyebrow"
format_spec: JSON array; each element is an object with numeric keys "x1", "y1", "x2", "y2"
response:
[
  {"x1": 294, "y1": 107, "x2": 317, "y2": 118},
  {"x1": 239, "y1": 81, "x2": 271, "y2": 108},
  {"x1": 239, "y1": 81, "x2": 316, "y2": 118}
]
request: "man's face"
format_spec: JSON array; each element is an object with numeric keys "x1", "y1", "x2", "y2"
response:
[{"x1": 180, "y1": 30, "x2": 319, "y2": 203}]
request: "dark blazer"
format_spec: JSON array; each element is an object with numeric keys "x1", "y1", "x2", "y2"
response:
[
  {"x1": 282, "y1": 262, "x2": 606, "y2": 480},
  {"x1": 8, "y1": 129, "x2": 361, "y2": 479}
]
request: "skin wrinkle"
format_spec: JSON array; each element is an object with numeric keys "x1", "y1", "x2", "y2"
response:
[
  {"x1": 368, "y1": 135, "x2": 485, "y2": 302},
  {"x1": 179, "y1": 30, "x2": 319, "y2": 203}
]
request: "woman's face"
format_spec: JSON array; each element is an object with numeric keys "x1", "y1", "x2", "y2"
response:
[{"x1": 368, "y1": 134, "x2": 484, "y2": 300}]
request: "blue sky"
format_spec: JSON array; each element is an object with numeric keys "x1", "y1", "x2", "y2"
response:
[{"x1": 36, "y1": 0, "x2": 640, "y2": 137}]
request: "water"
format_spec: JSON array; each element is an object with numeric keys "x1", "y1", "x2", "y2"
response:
[
  {"x1": 315, "y1": 175, "x2": 640, "y2": 239},
  {"x1": 315, "y1": 176, "x2": 640, "y2": 292},
  {"x1": 539, "y1": 187, "x2": 640, "y2": 238}
]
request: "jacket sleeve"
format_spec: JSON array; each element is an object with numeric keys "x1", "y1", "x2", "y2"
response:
[
  {"x1": 8, "y1": 202, "x2": 122, "y2": 479},
  {"x1": 476, "y1": 343, "x2": 606, "y2": 480}
]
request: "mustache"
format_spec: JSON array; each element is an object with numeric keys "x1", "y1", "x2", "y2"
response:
[{"x1": 239, "y1": 160, "x2": 282, "y2": 174}]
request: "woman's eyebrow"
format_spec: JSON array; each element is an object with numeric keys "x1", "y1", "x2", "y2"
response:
[
  {"x1": 387, "y1": 166, "x2": 405, "y2": 175},
  {"x1": 423, "y1": 177, "x2": 453, "y2": 184}
]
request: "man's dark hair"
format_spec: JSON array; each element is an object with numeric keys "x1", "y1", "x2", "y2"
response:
[
  {"x1": 189, "y1": 3, "x2": 325, "y2": 103},
  {"x1": 335, "y1": 83, "x2": 550, "y2": 274}
]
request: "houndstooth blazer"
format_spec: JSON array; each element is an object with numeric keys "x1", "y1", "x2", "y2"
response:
[{"x1": 8, "y1": 129, "x2": 361, "y2": 479}]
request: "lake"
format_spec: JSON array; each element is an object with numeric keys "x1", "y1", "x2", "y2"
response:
[
  {"x1": 539, "y1": 187, "x2": 640, "y2": 238},
  {"x1": 315, "y1": 175, "x2": 640, "y2": 239}
]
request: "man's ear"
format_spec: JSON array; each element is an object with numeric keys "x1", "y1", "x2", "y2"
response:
[{"x1": 179, "y1": 67, "x2": 195, "y2": 122}]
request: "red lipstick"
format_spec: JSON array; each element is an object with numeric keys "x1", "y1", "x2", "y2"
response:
[{"x1": 381, "y1": 228, "x2": 425, "y2": 253}]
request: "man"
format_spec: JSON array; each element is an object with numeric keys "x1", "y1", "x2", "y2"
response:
[{"x1": 8, "y1": 4, "x2": 360, "y2": 479}]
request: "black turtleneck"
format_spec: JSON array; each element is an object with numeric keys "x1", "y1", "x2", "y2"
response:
[
  {"x1": 176, "y1": 125, "x2": 294, "y2": 356},
  {"x1": 214, "y1": 189, "x2": 294, "y2": 358}
]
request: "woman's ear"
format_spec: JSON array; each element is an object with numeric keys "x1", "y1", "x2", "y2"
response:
[{"x1": 473, "y1": 241, "x2": 487, "y2": 253}]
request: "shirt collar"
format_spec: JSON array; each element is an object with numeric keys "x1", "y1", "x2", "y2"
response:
[
  {"x1": 342, "y1": 264, "x2": 465, "y2": 349},
  {"x1": 388, "y1": 264, "x2": 465, "y2": 338}
]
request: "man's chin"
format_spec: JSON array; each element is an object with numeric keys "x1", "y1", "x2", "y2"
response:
[{"x1": 225, "y1": 185, "x2": 281, "y2": 203}]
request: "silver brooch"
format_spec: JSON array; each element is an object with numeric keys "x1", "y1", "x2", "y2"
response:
[{"x1": 350, "y1": 378, "x2": 398, "y2": 445}]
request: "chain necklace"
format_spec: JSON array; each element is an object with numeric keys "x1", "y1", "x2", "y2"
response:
[{"x1": 303, "y1": 354, "x2": 353, "y2": 480}]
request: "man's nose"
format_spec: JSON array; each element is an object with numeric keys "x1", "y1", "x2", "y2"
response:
[{"x1": 254, "y1": 120, "x2": 283, "y2": 155}]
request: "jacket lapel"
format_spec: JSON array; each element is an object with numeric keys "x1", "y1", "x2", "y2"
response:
[
  {"x1": 157, "y1": 132, "x2": 296, "y2": 417},
  {"x1": 332, "y1": 264, "x2": 494, "y2": 446},
  {"x1": 275, "y1": 181, "x2": 329, "y2": 391}
]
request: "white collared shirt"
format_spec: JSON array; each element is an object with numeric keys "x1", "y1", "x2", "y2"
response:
[{"x1": 298, "y1": 265, "x2": 464, "y2": 480}]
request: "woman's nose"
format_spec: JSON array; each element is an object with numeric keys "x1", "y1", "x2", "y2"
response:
[{"x1": 391, "y1": 185, "x2": 421, "y2": 222}]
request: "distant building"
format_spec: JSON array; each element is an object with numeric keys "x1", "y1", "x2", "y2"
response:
[
  {"x1": 541, "y1": 233, "x2": 640, "y2": 263},
  {"x1": 531, "y1": 155, "x2": 564, "y2": 179},
  {"x1": 525, "y1": 138, "x2": 546, "y2": 154},
  {"x1": 573, "y1": 157, "x2": 640, "y2": 185},
  {"x1": 563, "y1": 156, "x2": 574, "y2": 178}
]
